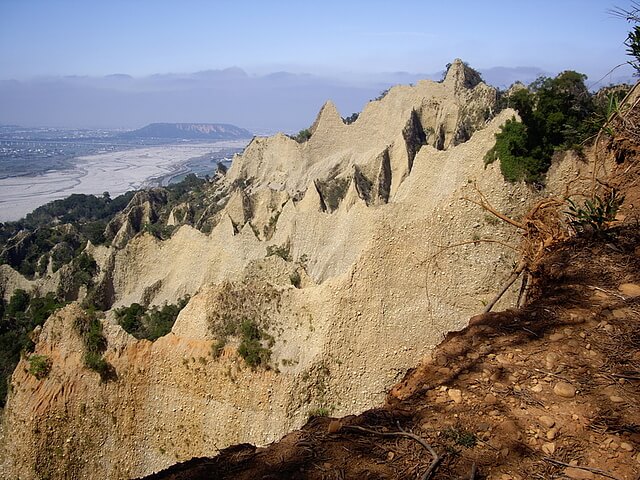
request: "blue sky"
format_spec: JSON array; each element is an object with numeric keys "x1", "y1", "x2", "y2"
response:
[
  {"x1": 0, "y1": 1, "x2": 637, "y2": 130},
  {"x1": 0, "y1": 0, "x2": 635, "y2": 81}
]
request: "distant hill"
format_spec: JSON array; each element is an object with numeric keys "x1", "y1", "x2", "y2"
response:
[{"x1": 121, "y1": 123, "x2": 252, "y2": 140}]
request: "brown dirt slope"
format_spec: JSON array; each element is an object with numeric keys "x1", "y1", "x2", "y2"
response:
[{"x1": 143, "y1": 225, "x2": 640, "y2": 479}]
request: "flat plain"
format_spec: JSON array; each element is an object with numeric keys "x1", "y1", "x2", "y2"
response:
[{"x1": 0, "y1": 140, "x2": 248, "y2": 222}]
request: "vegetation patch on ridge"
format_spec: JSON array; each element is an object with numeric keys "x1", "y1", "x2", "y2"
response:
[
  {"x1": 486, "y1": 71, "x2": 629, "y2": 184},
  {"x1": 0, "y1": 289, "x2": 65, "y2": 405},
  {"x1": 73, "y1": 312, "x2": 113, "y2": 381},
  {"x1": 208, "y1": 281, "x2": 280, "y2": 369},
  {"x1": 115, "y1": 296, "x2": 190, "y2": 341}
]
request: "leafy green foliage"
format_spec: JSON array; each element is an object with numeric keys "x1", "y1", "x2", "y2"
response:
[
  {"x1": 74, "y1": 313, "x2": 113, "y2": 380},
  {"x1": 342, "y1": 112, "x2": 359, "y2": 125},
  {"x1": 0, "y1": 226, "x2": 84, "y2": 278},
  {"x1": 206, "y1": 281, "x2": 280, "y2": 369},
  {"x1": 627, "y1": 25, "x2": 640, "y2": 75},
  {"x1": 308, "y1": 407, "x2": 331, "y2": 419},
  {"x1": 115, "y1": 303, "x2": 147, "y2": 334},
  {"x1": 566, "y1": 190, "x2": 624, "y2": 235},
  {"x1": 22, "y1": 192, "x2": 135, "y2": 228},
  {"x1": 373, "y1": 89, "x2": 390, "y2": 101},
  {"x1": 0, "y1": 191, "x2": 134, "y2": 277},
  {"x1": 143, "y1": 222, "x2": 176, "y2": 240},
  {"x1": 237, "y1": 319, "x2": 272, "y2": 368},
  {"x1": 29, "y1": 293, "x2": 66, "y2": 326},
  {"x1": 0, "y1": 290, "x2": 65, "y2": 405},
  {"x1": 612, "y1": 3, "x2": 640, "y2": 75},
  {"x1": 484, "y1": 119, "x2": 550, "y2": 183},
  {"x1": 443, "y1": 427, "x2": 477, "y2": 448},
  {"x1": 56, "y1": 252, "x2": 99, "y2": 302},
  {"x1": 294, "y1": 129, "x2": 312, "y2": 143},
  {"x1": 115, "y1": 296, "x2": 190, "y2": 341},
  {"x1": 211, "y1": 339, "x2": 226, "y2": 358},
  {"x1": 6, "y1": 289, "x2": 29, "y2": 317},
  {"x1": 72, "y1": 252, "x2": 98, "y2": 289},
  {"x1": 166, "y1": 173, "x2": 206, "y2": 203},
  {"x1": 487, "y1": 71, "x2": 600, "y2": 183},
  {"x1": 27, "y1": 354, "x2": 52, "y2": 379},
  {"x1": 262, "y1": 211, "x2": 281, "y2": 240}
]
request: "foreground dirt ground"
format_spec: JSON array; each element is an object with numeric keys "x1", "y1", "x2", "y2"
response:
[{"x1": 144, "y1": 225, "x2": 640, "y2": 479}]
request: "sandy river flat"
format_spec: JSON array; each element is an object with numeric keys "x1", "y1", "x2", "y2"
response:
[{"x1": 0, "y1": 140, "x2": 248, "y2": 222}]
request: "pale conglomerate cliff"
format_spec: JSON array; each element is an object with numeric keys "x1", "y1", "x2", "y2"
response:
[{"x1": 0, "y1": 60, "x2": 597, "y2": 479}]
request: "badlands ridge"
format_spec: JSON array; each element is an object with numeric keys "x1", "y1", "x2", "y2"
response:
[{"x1": 0, "y1": 60, "x2": 597, "y2": 479}]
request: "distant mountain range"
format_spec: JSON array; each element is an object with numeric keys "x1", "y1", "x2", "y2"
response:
[{"x1": 119, "y1": 123, "x2": 253, "y2": 140}]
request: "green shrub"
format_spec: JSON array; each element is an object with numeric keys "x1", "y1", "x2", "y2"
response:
[
  {"x1": 143, "y1": 222, "x2": 176, "y2": 240},
  {"x1": 566, "y1": 190, "x2": 624, "y2": 235},
  {"x1": 263, "y1": 211, "x2": 281, "y2": 240},
  {"x1": 0, "y1": 289, "x2": 67, "y2": 406},
  {"x1": 115, "y1": 303, "x2": 146, "y2": 334},
  {"x1": 115, "y1": 296, "x2": 190, "y2": 341},
  {"x1": 612, "y1": 4, "x2": 640, "y2": 75},
  {"x1": 6, "y1": 289, "x2": 29, "y2": 317},
  {"x1": 28, "y1": 354, "x2": 51, "y2": 379},
  {"x1": 443, "y1": 427, "x2": 477, "y2": 448},
  {"x1": 206, "y1": 281, "x2": 279, "y2": 369},
  {"x1": 485, "y1": 118, "x2": 548, "y2": 183},
  {"x1": 83, "y1": 351, "x2": 111, "y2": 377},
  {"x1": 627, "y1": 25, "x2": 640, "y2": 75},
  {"x1": 488, "y1": 71, "x2": 601, "y2": 183},
  {"x1": 308, "y1": 407, "x2": 331, "y2": 419},
  {"x1": 342, "y1": 113, "x2": 359, "y2": 125},
  {"x1": 211, "y1": 339, "x2": 226, "y2": 358},
  {"x1": 237, "y1": 319, "x2": 272, "y2": 369},
  {"x1": 29, "y1": 293, "x2": 64, "y2": 325},
  {"x1": 373, "y1": 89, "x2": 390, "y2": 101},
  {"x1": 74, "y1": 313, "x2": 113, "y2": 380},
  {"x1": 294, "y1": 129, "x2": 312, "y2": 143}
]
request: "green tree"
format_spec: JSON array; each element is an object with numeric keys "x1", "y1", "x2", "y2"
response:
[
  {"x1": 6, "y1": 289, "x2": 29, "y2": 317},
  {"x1": 612, "y1": 2, "x2": 640, "y2": 75},
  {"x1": 294, "y1": 129, "x2": 312, "y2": 143},
  {"x1": 486, "y1": 71, "x2": 598, "y2": 183}
]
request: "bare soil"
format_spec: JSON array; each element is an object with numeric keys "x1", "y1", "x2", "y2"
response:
[{"x1": 143, "y1": 225, "x2": 640, "y2": 480}]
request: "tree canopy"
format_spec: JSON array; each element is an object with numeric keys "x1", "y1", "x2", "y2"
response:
[{"x1": 486, "y1": 71, "x2": 602, "y2": 183}]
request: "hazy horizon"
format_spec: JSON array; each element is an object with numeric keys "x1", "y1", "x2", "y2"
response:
[
  {"x1": 1, "y1": 0, "x2": 638, "y2": 132},
  {"x1": 0, "y1": 63, "x2": 634, "y2": 133}
]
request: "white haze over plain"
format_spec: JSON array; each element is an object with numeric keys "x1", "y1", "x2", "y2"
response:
[
  {"x1": 3, "y1": 65, "x2": 616, "y2": 134},
  {"x1": 0, "y1": 141, "x2": 248, "y2": 222}
]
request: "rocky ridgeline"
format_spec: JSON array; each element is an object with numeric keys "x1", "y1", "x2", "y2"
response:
[{"x1": 0, "y1": 60, "x2": 601, "y2": 479}]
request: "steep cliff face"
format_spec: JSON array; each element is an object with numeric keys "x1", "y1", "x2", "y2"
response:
[
  {"x1": 226, "y1": 59, "x2": 496, "y2": 199},
  {"x1": 0, "y1": 62, "x2": 600, "y2": 479}
]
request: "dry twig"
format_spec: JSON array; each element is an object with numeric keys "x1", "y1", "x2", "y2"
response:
[
  {"x1": 543, "y1": 456, "x2": 623, "y2": 480},
  {"x1": 343, "y1": 425, "x2": 442, "y2": 480},
  {"x1": 483, "y1": 262, "x2": 526, "y2": 313}
]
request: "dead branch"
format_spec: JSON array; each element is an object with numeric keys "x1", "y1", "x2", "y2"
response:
[
  {"x1": 343, "y1": 425, "x2": 442, "y2": 479},
  {"x1": 517, "y1": 271, "x2": 530, "y2": 308},
  {"x1": 461, "y1": 185, "x2": 524, "y2": 230},
  {"x1": 469, "y1": 463, "x2": 478, "y2": 480},
  {"x1": 483, "y1": 262, "x2": 526, "y2": 313},
  {"x1": 543, "y1": 457, "x2": 623, "y2": 480}
]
